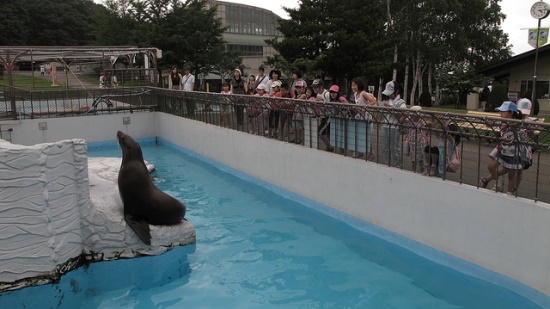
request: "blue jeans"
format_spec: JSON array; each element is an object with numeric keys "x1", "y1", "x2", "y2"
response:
[{"x1": 381, "y1": 126, "x2": 401, "y2": 167}]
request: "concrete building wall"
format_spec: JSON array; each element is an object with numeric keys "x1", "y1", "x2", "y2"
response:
[{"x1": 508, "y1": 56, "x2": 550, "y2": 94}]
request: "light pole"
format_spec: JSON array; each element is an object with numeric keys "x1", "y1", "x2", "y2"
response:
[{"x1": 530, "y1": 1, "x2": 550, "y2": 103}]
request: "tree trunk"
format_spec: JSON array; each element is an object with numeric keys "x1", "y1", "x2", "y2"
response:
[
  {"x1": 410, "y1": 50, "x2": 422, "y2": 106},
  {"x1": 427, "y1": 62, "x2": 433, "y2": 97},
  {"x1": 435, "y1": 82, "x2": 440, "y2": 106},
  {"x1": 404, "y1": 57, "x2": 410, "y2": 104},
  {"x1": 378, "y1": 77, "x2": 384, "y2": 102},
  {"x1": 392, "y1": 45, "x2": 398, "y2": 81}
]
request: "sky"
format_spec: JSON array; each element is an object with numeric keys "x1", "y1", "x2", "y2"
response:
[{"x1": 225, "y1": 0, "x2": 549, "y2": 56}]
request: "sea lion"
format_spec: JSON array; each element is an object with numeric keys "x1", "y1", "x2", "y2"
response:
[{"x1": 117, "y1": 131, "x2": 186, "y2": 245}]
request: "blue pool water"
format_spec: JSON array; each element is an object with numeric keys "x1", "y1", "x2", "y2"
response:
[{"x1": 0, "y1": 144, "x2": 542, "y2": 308}]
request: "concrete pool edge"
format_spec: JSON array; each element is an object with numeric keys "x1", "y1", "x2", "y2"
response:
[{"x1": 141, "y1": 137, "x2": 550, "y2": 309}]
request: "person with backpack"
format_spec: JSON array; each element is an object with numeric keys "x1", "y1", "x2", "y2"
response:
[
  {"x1": 312, "y1": 78, "x2": 333, "y2": 151},
  {"x1": 479, "y1": 101, "x2": 528, "y2": 194}
]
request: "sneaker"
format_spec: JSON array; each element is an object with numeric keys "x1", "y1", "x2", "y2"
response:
[{"x1": 479, "y1": 177, "x2": 489, "y2": 188}]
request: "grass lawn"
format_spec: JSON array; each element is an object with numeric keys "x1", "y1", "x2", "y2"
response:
[{"x1": 0, "y1": 73, "x2": 61, "y2": 90}]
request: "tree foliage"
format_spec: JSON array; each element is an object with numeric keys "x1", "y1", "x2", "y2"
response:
[
  {"x1": 270, "y1": 0, "x2": 510, "y2": 103},
  {"x1": 419, "y1": 92, "x2": 432, "y2": 107},
  {"x1": 269, "y1": 0, "x2": 389, "y2": 85},
  {"x1": 1, "y1": 0, "x2": 239, "y2": 78},
  {"x1": 486, "y1": 82, "x2": 508, "y2": 112},
  {"x1": 0, "y1": 0, "x2": 101, "y2": 45}
]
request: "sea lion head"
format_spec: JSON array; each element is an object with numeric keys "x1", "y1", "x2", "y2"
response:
[{"x1": 117, "y1": 131, "x2": 144, "y2": 163}]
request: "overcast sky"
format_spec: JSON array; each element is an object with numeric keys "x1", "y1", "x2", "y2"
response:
[{"x1": 225, "y1": 0, "x2": 549, "y2": 56}]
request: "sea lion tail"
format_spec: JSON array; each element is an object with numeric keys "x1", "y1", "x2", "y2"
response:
[{"x1": 124, "y1": 214, "x2": 152, "y2": 245}]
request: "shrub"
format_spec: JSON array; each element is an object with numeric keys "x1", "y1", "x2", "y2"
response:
[
  {"x1": 485, "y1": 83, "x2": 508, "y2": 112},
  {"x1": 522, "y1": 90, "x2": 539, "y2": 115},
  {"x1": 419, "y1": 92, "x2": 432, "y2": 107}
]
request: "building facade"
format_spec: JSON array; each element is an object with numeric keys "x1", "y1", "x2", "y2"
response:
[
  {"x1": 477, "y1": 45, "x2": 550, "y2": 113},
  {"x1": 206, "y1": 0, "x2": 281, "y2": 74}
]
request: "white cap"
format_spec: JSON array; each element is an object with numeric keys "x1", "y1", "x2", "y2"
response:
[{"x1": 516, "y1": 98, "x2": 532, "y2": 116}]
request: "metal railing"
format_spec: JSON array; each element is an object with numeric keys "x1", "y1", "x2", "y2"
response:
[
  {"x1": 151, "y1": 88, "x2": 550, "y2": 203},
  {"x1": 2, "y1": 86, "x2": 549, "y2": 203},
  {"x1": 0, "y1": 86, "x2": 157, "y2": 119}
]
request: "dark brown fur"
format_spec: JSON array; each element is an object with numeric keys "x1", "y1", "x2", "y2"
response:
[{"x1": 117, "y1": 131, "x2": 186, "y2": 245}]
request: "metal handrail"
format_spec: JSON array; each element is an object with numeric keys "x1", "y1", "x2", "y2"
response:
[
  {"x1": 2, "y1": 86, "x2": 549, "y2": 202},
  {"x1": 152, "y1": 88, "x2": 550, "y2": 203}
]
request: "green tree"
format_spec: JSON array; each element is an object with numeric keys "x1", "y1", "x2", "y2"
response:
[
  {"x1": 485, "y1": 82, "x2": 508, "y2": 112},
  {"x1": 0, "y1": 1, "x2": 31, "y2": 45},
  {"x1": 269, "y1": 0, "x2": 388, "y2": 85},
  {"x1": 210, "y1": 52, "x2": 243, "y2": 83},
  {"x1": 0, "y1": 0, "x2": 101, "y2": 46},
  {"x1": 387, "y1": 0, "x2": 511, "y2": 103},
  {"x1": 419, "y1": 92, "x2": 432, "y2": 107},
  {"x1": 154, "y1": 0, "x2": 227, "y2": 74}
]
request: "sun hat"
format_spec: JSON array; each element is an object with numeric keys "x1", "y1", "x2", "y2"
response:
[
  {"x1": 295, "y1": 81, "x2": 306, "y2": 88},
  {"x1": 382, "y1": 81, "x2": 395, "y2": 96},
  {"x1": 234, "y1": 68, "x2": 242, "y2": 75},
  {"x1": 271, "y1": 80, "x2": 282, "y2": 88},
  {"x1": 516, "y1": 98, "x2": 532, "y2": 115},
  {"x1": 257, "y1": 84, "x2": 266, "y2": 91},
  {"x1": 495, "y1": 101, "x2": 518, "y2": 112},
  {"x1": 409, "y1": 105, "x2": 422, "y2": 111}
]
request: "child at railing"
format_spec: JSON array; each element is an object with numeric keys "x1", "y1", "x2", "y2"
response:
[
  {"x1": 423, "y1": 122, "x2": 461, "y2": 176},
  {"x1": 292, "y1": 81, "x2": 308, "y2": 144},
  {"x1": 479, "y1": 101, "x2": 529, "y2": 194},
  {"x1": 278, "y1": 83, "x2": 295, "y2": 141},
  {"x1": 400, "y1": 106, "x2": 430, "y2": 173},
  {"x1": 249, "y1": 84, "x2": 270, "y2": 135},
  {"x1": 220, "y1": 82, "x2": 232, "y2": 127}
]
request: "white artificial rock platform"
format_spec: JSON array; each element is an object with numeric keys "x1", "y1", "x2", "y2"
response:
[
  {"x1": 85, "y1": 157, "x2": 196, "y2": 260},
  {"x1": 0, "y1": 139, "x2": 195, "y2": 291}
]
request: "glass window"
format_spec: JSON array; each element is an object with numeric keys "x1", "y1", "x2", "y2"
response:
[
  {"x1": 520, "y1": 80, "x2": 550, "y2": 99},
  {"x1": 219, "y1": 3, "x2": 281, "y2": 36},
  {"x1": 226, "y1": 44, "x2": 263, "y2": 57}
]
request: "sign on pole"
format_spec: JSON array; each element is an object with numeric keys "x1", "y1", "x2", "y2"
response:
[{"x1": 528, "y1": 27, "x2": 549, "y2": 48}]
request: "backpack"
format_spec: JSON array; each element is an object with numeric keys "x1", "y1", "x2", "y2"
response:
[
  {"x1": 520, "y1": 145, "x2": 533, "y2": 170},
  {"x1": 448, "y1": 145, "x2": 462, "y2": 173}
]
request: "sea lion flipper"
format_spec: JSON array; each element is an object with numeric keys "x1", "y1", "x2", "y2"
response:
[{"x1": 124, "y1": 214, "x2": 152, "y2": 245}]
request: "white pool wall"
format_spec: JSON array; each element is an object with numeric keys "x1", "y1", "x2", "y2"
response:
[{"x1": 1, "y1": 112, "x2": 549, "y2": 307}]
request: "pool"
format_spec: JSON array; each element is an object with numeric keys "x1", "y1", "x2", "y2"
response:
[{"x1": 0, "y1": 144, "x2": 542, "y2": 308}]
